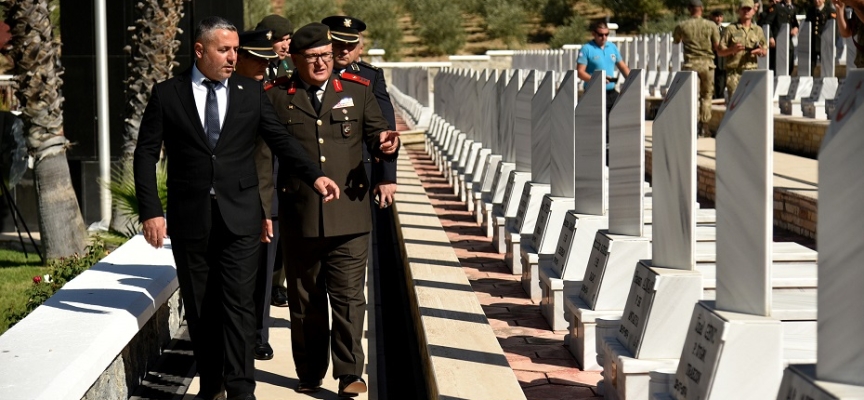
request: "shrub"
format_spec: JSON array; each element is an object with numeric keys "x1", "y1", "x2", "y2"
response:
[
  {"x1": 283, "y1": 0, "x2": 339, "y2": 29},
  {"x1": 243, "y1": 0, "x2": 271, "y2": 30},
  {"x1": 411, "y1": 0, "x2": 465, "y2": 56},
  {"x1": 105, "y1": 160, "x2": 168, "y2": 239},
  {"x1": 549, "y1": 15, "x2": 589, "y2": 48},
  {"x1": 485, "y1": 0, "x2": 529, "y2": 48},
  {"x1": 343, "y1": 0, "x2": 405, "y2": 60},
  {"x1": 5, "y1": 239, "x2": 109, "y2": 328}
]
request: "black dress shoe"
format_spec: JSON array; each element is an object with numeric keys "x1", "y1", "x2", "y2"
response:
[
  {"x1": 193, "y1": 392, "x2": 226, "y2": 400},
  {"x1": 226, "y1": 394, "x2": 255, "y2": 400},
  {"x1": 270, "y1": 287, "x2": 288, "y2": 307},
  {"x1": 337, "y1": 375, "x2": 367, "y2": 397},
  {"x1": 254, "y1": 343, "x2": 274, "y2": 360},
  {"x1": 295, "y1": 379, "x2": 322, "y2": 393}
]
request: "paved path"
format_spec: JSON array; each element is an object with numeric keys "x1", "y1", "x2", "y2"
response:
[{"x1": 407, "y1": 148, "x2": 603, "y2": 400}]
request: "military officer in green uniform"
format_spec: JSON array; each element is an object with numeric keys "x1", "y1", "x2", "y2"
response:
[
  {"x1": 806, "y1": 0, "x2": 837, "y2": 75},
  {"x1": 256, "y1": 14, "x2": 295, "y2": 80},
  {"x1": 761, "y1": 0, "x2": 799, "y2": 74},
  {"x1": 720, "y1": 0, "x2": 768, "y2": 96},
  {"x1": 264, "y1": 23, "x2": 400, "y2": 397},
  {"x1": 674, "y1": 0, "x2": 720, "y2": 137}
]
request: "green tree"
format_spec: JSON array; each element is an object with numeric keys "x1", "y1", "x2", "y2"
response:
[
  {"x1": 541, "y1": 0, "x2": 574, "y2": 26},
  {"x1": 1, "y1": 0, "x2": 87, "y2": 258},
  {"x1": 343, "y1": 0, "x2": 404, "y2": 60},
  {"x1": 591, "y1": 0, "x2": 665, "y2": 29},
  {"x1": 484, "y1": 0, "x2": 528, "y2": 47},
  {"x1": 244, "y1": 0, "x2": 272, "y2": 30},
  {"x1": 282, "y1": 0, "x2": 338, "y2": 29},
  {"x1": 549, "y1": 15, "x2": 588, "y2": 48},
  {"x1": 410, "y1": 0, "x2": 465, "y2": 56}
]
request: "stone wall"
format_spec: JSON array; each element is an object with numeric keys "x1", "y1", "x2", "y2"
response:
[{"x1": 82, "y1": 289, "x2": 184, "y2": 400}]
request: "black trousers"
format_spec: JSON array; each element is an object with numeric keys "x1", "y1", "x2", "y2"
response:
[
  {"x1": 171, "y1": 198, "x2": 260, "y2": 397},
  {"x1": 281, "y1": 230, "x2": 369, "y2": 380},
  {"x1": 254, "y1": 218, "x2": 281, "y2": 344}
]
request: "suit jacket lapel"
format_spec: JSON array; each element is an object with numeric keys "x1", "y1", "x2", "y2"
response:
[
  {"x1": 218, "y1": 74, "x2": 245, "y2": 150},
  {"x1": 174, "y1": 70, "x2": 211, "y2": 151}
]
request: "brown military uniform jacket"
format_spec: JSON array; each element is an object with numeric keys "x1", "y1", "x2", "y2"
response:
[
  {"x1": 674, "y1": 16, "x2": 721, "y2": 67},
  {"x1": 720, "y1": 22, "x2": 767, "y2": 70},
  {"x1": 266, "y1": 73, "x2": 396, "y2": 238}
]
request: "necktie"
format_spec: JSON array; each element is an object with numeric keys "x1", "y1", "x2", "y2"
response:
[
  {"x1": 203, "y1": 80, "x2": 221, "y2": 149},
  {"x1": 307, "y1": 85, "x2": 321, "y2": 114}
]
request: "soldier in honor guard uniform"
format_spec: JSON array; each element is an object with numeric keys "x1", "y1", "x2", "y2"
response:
[
  {"x1": 231, "y1": 29, "x2": 284, "y2": 363},
  {"x1": 674, "y1": 0, "x2": 720, "y2": 137},
  {"x1": 806, "y1": 0, "x2": 837, "y2": 75},
  {"x1": 263, "y1": 23, "x2": 400, "y2": 397},
  {"x1": 711, "y1": 10, "x2": 728, "y2": 99},
  {"x1": 761, "y1": 0, "x2": 800, "y2": 74},
  {"x1": 255, "y1": 16, "x2": 294, "y2": 308},
  {"x1": 256, "y1": 15, "x2": 295, "y2": 81},
  {"x1": 720, "y1": 0, "x2": 768, "y2": 96}
]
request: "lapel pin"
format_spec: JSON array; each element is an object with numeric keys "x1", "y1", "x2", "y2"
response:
[{"x1": 237, "y1": 85, "x2": 244, "y2": 90}]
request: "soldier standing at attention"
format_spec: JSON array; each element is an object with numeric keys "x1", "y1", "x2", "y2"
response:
[
  {"x1": 674, "y1": 0, "x2": 720, "y2": 137},
  {"x1": 719, "y1": 0, "x2": 768, "y2": 96},
  {"x1": 761, "y1": 0, "x2": 799, "y2": 74},
  {"x1": 711, "y1": 10, "x2": 727, "y2": 100},
  {"x1": 806, "y1": 0, "x2": 837, "y2": 75}
]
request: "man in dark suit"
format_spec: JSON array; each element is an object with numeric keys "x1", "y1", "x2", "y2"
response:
[
  {"x1": 133, "y1": 17, "x2": 339, "y2": 400},
  {"x1": 263, "y1": 23, "x2": 399, "y2": 396}
]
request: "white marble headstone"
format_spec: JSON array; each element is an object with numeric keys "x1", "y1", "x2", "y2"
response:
[
  {"x1": 499, "y1": 70, "x2": 523, "y2": 163},
  {"x1": 515, "y1": 71, "x2": 537, "y2": 172},
  {"x1": 549, "y1": 71, "x2": 578, "y2": 198},
  {"x1": 608, "y1": 69, "x2": 645, "y2": 236},
  {"x1": 777, "y1": 24, "x2": 791, "y2": 76},
  {"x1": 480, "y1": 72, "x2": 498, "y2": 149},
  {"x1": 639, "y1": 36, "x2": 648, "y2": 69},
  {"x1": 492, "y1": 70, "x2": 511, "y2": 154},
  {"x1": 659, "y1": 34, "x2": 671, "y2": 71},
  {"x1": 715, "y1": 70, "x2": 773, "y2": 317},
  {"x1": 651, "y1": 71, "x2": 697, "y2": 270},
  {"x1": 817, "y1": 70, "x2": 864, "y2": 386},
  {"x1": 759, "y1": 25, "x2": 771, "y2": 70},
  {"x1": 671, "y1": 42, "x2": 682, "y2": 72},
  {"x1": 798, "y1": 22, "x2": 812, "y2": 78},
  {"x1": 531, "y1": 71, "x2": 555, "y2": 184},
  {"x1": 821, "y1": 20, "x2": 836, "y2": 78},
  {"x1": 647, "y1": 34, "x2": 658, "y2": 72},
  {"x1": 573, "y1": 70, "x2": 606, "y2": 214}
]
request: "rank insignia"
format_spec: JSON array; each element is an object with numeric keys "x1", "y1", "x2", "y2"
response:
[{"x1": 342, "y1": 122, "x2": 352, "y2": 137}]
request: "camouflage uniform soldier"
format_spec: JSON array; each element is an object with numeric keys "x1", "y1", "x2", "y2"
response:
[
  {"x1": 674, "y1": 0, "x2": 720, "y2": 137},
  {"x1": 719, "y1": 0, "x2": 768, "y2": 96}
]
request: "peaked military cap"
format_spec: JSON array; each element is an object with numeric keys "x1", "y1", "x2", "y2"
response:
[
  {"x1": 239, "y1": 29, "x2": 278, "y2": 59},
  {"x1": 256, "y1": 14, "x2": 294, "y2": 39},
  {"x1": 321, "y1": 15, "x2": 366, "y2": 44},
  {"x1": 289, "y1": 23, "x2": 332, "y2": 54}
]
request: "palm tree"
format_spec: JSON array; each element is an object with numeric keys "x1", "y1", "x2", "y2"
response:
[
  {"x1": 1, "y1": 0, "x2": 87, "y2": 258},
  {"x1": 111, "y1": 0, "x2": 183, "y2": 233}
]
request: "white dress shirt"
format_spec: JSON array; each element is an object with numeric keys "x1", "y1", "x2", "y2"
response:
[{"x1": 191, "y1": 63, "x2": 229, "y2": 131}]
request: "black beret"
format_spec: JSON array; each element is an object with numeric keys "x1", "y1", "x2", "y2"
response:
[
  {"x1": 288, "y1": 23, "x2": 332, "y2": 54},
  {"x1": 321, "y1": 15, "x2": 366, "y2": 44},
  {"x1": 256, "y1": 14, "x2": 293, "y2": 39},
  {"x1": 239, "y1": 29, "x2": 277, "y2": 59}
]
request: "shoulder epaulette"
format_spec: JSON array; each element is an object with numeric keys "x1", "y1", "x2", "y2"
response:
[
  {"x1": 358, "y1": 60, "x2": 379, "y2": 71},
  {"x1": 264, "y1": 75, "x2": 290, "y2": 91},
  {"x1": 340, "y1": 72, "x2": 370, "y2": 86}
]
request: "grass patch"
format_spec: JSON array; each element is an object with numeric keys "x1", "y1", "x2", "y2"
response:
[{"x1": 0, "y1": 249, "x2": 47, "y2": 336}]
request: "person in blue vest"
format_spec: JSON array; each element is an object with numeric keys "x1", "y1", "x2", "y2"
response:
[{"x1": 576, "y1": 21, "x2": 631, "y2": 114}]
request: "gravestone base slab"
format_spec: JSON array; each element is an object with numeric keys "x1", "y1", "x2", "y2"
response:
[
  {"x1": 778, "y1": 364, "x2": 864, "y2": 400},
  {"x1": 538, "y1": 268, "x2": 578, "y2": 331},
  {"x1": 492, "y1": 216, "x2": 507, "y2": 253},
  {"x1": 519, "y1": 242, "x2": 551, "y2": 302},
  {"x1": 549, "y1": 213, "x2": 609, "y2": 284},
  {"x1": 671, "y1": 301, "x2": 783, "y2": 400},
  {"x1": 649, "y1": 369, "x2": 678, "y2": 400},
  {"x1": 491, "y1": 171, "x2": 532, "y2": 252},
  {"x1": 505, "y1": 231, "x2": 524, "y2": 275},
  {"x1": 600, "y1": 337, "x2": 679, "y2": 400},
  {"x1": 566, "y1": 295, "x2": 623, "y2": 371},
  {"x1": 779, "y1": 98, "x2": 804, "y2": 116},
  {"x1": 802, "y1": 100, "x2": 827, "y2": 119},
  {"x1": 506, "y1": 182, "x2": 551, "y2": 235}
]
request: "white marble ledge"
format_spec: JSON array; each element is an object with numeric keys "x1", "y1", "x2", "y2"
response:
[
  {"x1": 0, "y1": 235, "x2": 178, "y2": 400},
  {"x1": 700, "y1": 290, "x2": 817, "y2": 321},
  {"x1": 697, "y1": 262, "x2": 817, "y2": 289},
  {"x1": 565, "y1": 294, "x2": 622, "y2": 324},
  {"x1": 643, "y1": 208, "x2": 715, "y2": 224},
  {"x1": 694, "y1": 241, "x2": 817, "y2": 263}
]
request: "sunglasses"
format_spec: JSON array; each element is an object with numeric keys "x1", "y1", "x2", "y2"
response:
[{"x1": 594, "y1": 32, "x2": 610, "y2": 37}]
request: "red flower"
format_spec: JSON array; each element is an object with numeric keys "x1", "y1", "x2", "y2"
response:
[{"x1": 32, "y1": 275, "x2": 42, "y2": 284}]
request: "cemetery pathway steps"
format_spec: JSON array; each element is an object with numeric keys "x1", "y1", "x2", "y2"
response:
[{"x1": 407, "y1": 147, "x2": 603, "y2": 400}]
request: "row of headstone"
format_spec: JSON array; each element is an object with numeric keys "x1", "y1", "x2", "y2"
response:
[{"x1": 510, "y1": 49, "x2": 579, "y2": 73}]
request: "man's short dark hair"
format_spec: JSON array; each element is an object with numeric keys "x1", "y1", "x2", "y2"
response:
[
  {"x1": 591, "y1": 22, "x2": 609, "y2": 32},
  {"x1": 194, "y1": 16, "x2": 237, "y2": 43},
  {"x1": 711, "y1": 10, "x2": 724, "y2": 17}
]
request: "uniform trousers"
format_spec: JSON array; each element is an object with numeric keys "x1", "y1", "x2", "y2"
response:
[
  {"x1": 171, "y1": 198, "x2": 260, "y2": 397},
  {"x1": 255, "y1": 218, "x2": 281, "y2": 345},
  {"x1": 281, "y1": 228, "x2": 370, "y2": 381}
]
